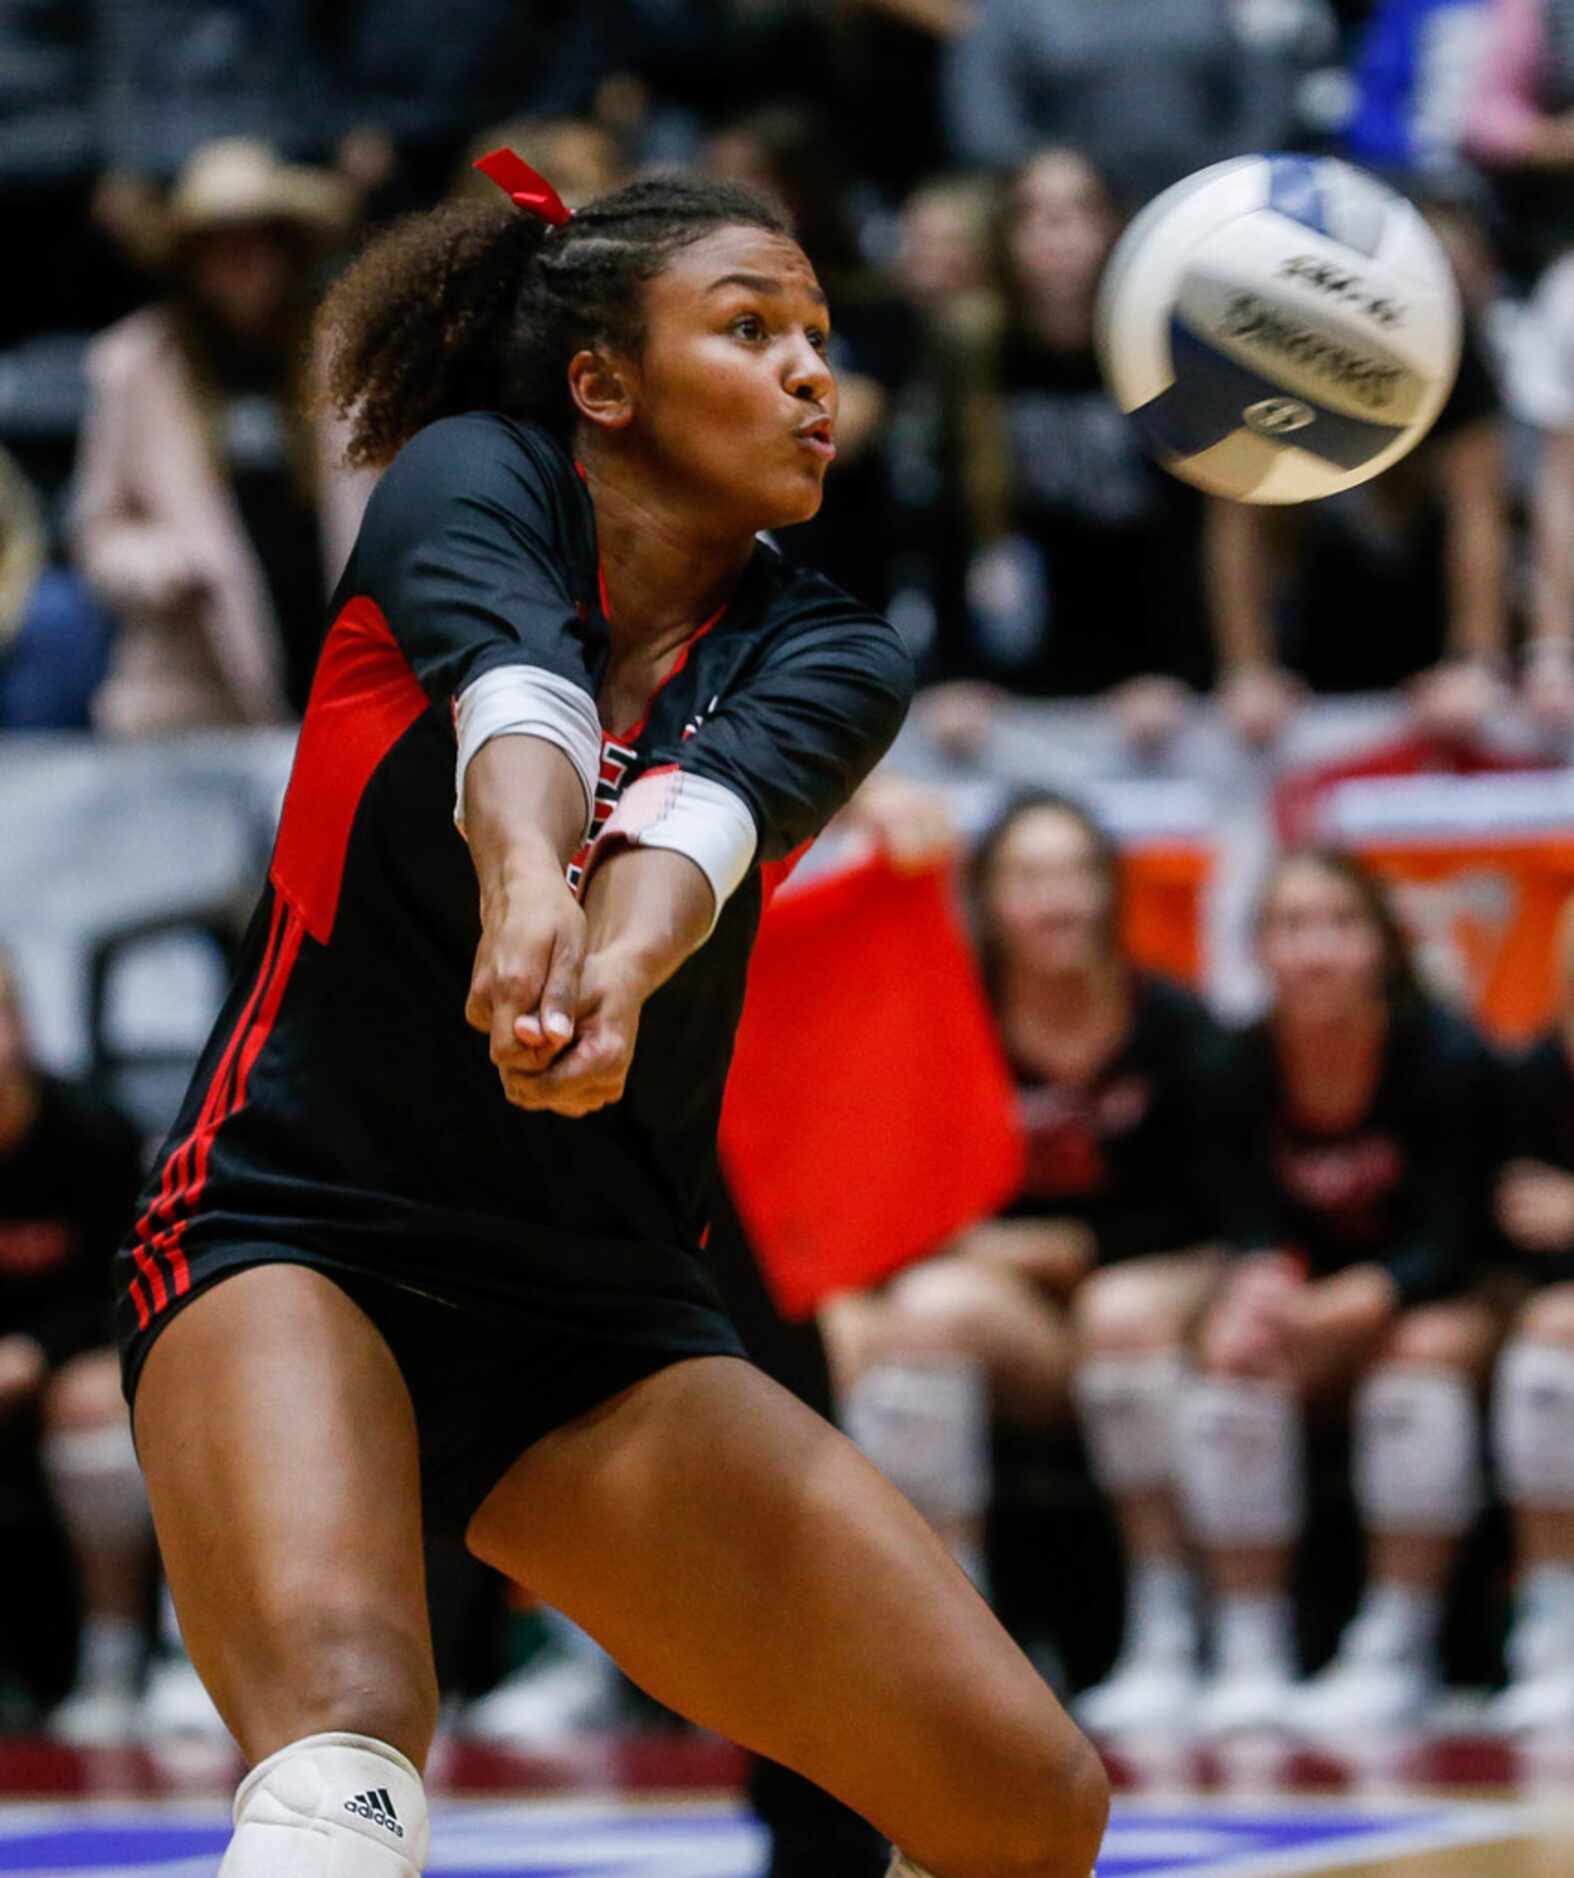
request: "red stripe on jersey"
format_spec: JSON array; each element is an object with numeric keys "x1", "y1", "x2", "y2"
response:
[
  {"x1": 131, "y1": 896, "x2": 286, "y2": 1306},
  {"x1": 271, "y1": 597, "x2": 429, "y2": 944},
  {"x1": 152, "y1": 904, "x2": 306, "y2": 1302}
]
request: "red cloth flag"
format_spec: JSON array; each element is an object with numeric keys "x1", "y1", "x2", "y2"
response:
[{"x1": 720, "y1": 855, "x2": 1024, "y2": 1319}]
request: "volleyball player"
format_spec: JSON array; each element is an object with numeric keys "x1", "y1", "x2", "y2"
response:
[{"x1": 114, "y1": 154, "x2": 1108, "y2": 1878}]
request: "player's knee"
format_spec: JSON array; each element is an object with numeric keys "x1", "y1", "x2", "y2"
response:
[
  {"x1": 1516, "y1": 1284, "x2": 1574, "y2": 1347},
  {"x1": 1071, "y1": 1266, "x2": 1169, "y2": 1353},
  {"x1": 255, "y1": 1599, "x2": 438, "y2": 1764},
  {"x1": 1380, "y1": 1303, "x2": 1483, "y2": 1373},
  {"x1": 887, "y1": 1260, "x2": 1000, "y2": 1357},
  {"x1": 998, "y1": 1732, "x2": 1110, "y2": 1878},
  {"x1": 41, "y1": 1348, "x2": 124, "y2": 1431},
  {"x1": 920, "y1": 1713, "x2": 1107, "y2": 1878}
]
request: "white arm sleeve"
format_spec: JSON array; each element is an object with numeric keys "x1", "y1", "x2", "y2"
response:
[
  {"x1": 453, "y1": 665, "x2": 602, "y2": 840},
  {"x1": 590, "y1": 768, "x2": 758, "y2": 936}
]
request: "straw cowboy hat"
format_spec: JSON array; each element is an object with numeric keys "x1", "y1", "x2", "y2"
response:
[{"x1": 162, "y1": 138, "x2": 353, "y2": 258}]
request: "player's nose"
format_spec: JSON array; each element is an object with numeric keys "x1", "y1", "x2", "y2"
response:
[{"x1": 784, "y1": 335, "x2": 833, "y2": 405}]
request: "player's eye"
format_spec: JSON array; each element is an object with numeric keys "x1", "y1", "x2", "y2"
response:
[
  {"x1": 805, "y1": 326, "x2": 828, "y2": 352},
  {"x1": 730, "y1": 313, "x2": 767, "y2": 342}
]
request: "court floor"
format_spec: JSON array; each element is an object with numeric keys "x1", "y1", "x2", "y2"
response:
[{"x1": 0, "y1": 1734, "x2": 1570, "y2": 1876}]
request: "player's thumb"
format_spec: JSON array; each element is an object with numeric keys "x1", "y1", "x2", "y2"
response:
[{"x1": 539, "y1": 917, "x2": 585, "y2": 1044}]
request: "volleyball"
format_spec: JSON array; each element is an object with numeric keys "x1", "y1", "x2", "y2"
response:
[{"x1": 1095, "y1": 155, "x2": 1462, "y2": 505}]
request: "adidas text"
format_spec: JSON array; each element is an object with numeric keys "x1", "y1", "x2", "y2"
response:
[{"x1": 344, "y1": 1790, "x2": 405, "y2": 1839}]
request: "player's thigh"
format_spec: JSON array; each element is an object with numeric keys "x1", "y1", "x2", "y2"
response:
[
  {"x1": 1072, "y1": 1248, "x2": 1224, "y2": 1354},
  {"x1": 467, "y1": 1356, "x2": 1106, "y2": 1871},
  {"x1": 133, "y1": 1263, "x2": 437, "y2": 1762}
]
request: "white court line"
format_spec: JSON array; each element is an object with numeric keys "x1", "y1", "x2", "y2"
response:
[{"x1": 1100, "y1": 1799, "x2": 1534, "y2": 1878}]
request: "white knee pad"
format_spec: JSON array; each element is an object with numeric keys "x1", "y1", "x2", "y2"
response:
[
  {"x1": 41, "y1": 1420, "x2": 152, "y2": 1547},
  {"x1": 1174, "y1": 1375, "x2": 1304, "y2": 1547},
  {"x1": 1494, "y1": 1340, "x2": 1574, "y2": 1509},
  {"x1": 1354, "y1": 1364, "x2": 1481, "y2": 1536},
  {"x1": 843, "y1": 1358, "x2": 990, "y2": 1522},
  {"x1": 1073, "y1": 1352, "x2": 1185, "y2": 1492},
  {"x1": 220, "y1": 1733, "x2": 429, "y2": 1876}
]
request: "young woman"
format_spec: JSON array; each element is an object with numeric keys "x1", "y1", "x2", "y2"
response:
[
  {"x1": 1490, "y1": 895, "x2": 1574, "y2": 1734},
  {"x1": 917, "y1": 147, "x2": 1210, "y2": 754},
  {"x1": 1180, "y1": 851, "x2": 1501, "y2": 1739},
  {"x1": 116, "y1": 156, "x2": 1108, "y2": 1878},
  {"x1": 824, "y1": 792, "x2": 1221, "y2": 1736}
]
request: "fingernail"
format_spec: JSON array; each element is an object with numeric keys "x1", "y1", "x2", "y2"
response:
[{"x1": 546, "y1": 1012, "x2": 574, "y2": 1040}]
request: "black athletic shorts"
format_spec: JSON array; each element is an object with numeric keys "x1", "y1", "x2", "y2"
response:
[{"x1": 120, "y1": 1244, "x2": 748, "y2": 1540}]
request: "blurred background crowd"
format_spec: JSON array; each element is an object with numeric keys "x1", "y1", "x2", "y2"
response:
[{"x1": 11, "y1": 0, "x2": 1574, "y2": 1816}]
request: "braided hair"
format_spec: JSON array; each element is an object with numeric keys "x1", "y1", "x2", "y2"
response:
[{"x1": 317, "y1": 177, "x2": 792, "y2": 469}]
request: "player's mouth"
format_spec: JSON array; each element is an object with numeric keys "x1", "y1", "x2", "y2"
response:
[{"x1": 794, "y1": 416, "x2": 836, "y2": 462}]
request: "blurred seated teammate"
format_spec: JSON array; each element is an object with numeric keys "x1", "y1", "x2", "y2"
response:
[
  {"x1": 823, "y1": 790, "x2": 1221, "y2": 1735},
  {"x1": 1180, "y1": 851, "x2": 1501, "y2": 1739},
  {"x1": 1489, "y1": 895, "x2": 1574, "y2": 1734},
  {"x1": 0, "y1": 952, "x2": 149, "y2": 1743}
]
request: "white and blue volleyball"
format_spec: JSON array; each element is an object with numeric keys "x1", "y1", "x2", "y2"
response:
[{"x1": 1096, "y1": 155, "x2": 1462, "y2": 505}]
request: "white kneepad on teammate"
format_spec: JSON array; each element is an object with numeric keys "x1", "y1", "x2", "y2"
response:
[
  {"x1": 1354, "y1": 1364, "x2": 1482, "y2": 1534},
  {"x1": 220, "y1": 1733, "x2": 429, "y2": 1876},
  {"x1": 1173, "y1": 1374, "x2": 1305, "y2": 1548},
  {"x1": 1073, "y1": 1351, "x2": 1185, "y2": 1494},
  {"x1": 1493, "y1": 1340, "x2": 1574, "y2": 1508}
]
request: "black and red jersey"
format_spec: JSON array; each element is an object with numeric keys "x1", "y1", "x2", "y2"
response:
[
  {"x1": 1199, "y1": 998, "x2": 1502, "y2": 1306},
  {"x1": 1001, "y1": 973, "x2": 1219, "y2": 1264},
  {"x1": 118, "y1": 414, "x2": 913, "y2": 1349},
  {"x1": 1500, "y1": 1030, "x2": 1574, "y2": 1285}
]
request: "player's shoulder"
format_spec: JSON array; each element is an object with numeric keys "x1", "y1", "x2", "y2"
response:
[
  {"x1": 362, "y1": 411, "x2": 586, "y2": 544},
  {"x1": 1131, "y1": 971, "x2": 1218, "y2": 1050},
  {"x1": 743, "y1": 545, "x2": 915, "y2": 684},
  {"x1": 376, "y1": 412, "x2": 576, "y2": 506},
  {"x1": 1400, "y1": 995, "x2": 1499, "y2": 1083}
]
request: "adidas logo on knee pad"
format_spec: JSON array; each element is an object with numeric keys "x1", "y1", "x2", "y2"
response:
[{"x1": 344, "y1": 1789, "x2": 405, "y2": 1839}]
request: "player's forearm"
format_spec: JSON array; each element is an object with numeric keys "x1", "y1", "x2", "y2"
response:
[
  {"x1": 463, "y1": 735, "x2": 588, "y2": 917},
  {"x1": 581, "y1": 846, "x2": 716, "y2": 1005}
]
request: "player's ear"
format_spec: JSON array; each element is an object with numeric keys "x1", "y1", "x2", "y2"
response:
[{"x1": 567, "y1": 349, "x2": 635, "y2": 432}]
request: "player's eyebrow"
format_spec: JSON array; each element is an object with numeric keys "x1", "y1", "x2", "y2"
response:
[{"x1": 706, "y1": 271, "x2": 829, "y2": 308}]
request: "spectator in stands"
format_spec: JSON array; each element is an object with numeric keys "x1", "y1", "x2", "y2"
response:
[
  {"x1": 1490, "y1": 894, "x2": 1574, "y2": 1734},
  {"x1": 940, "y1": 0, "x2": 1323, "y2": 207},
  {"x1": 1344, "y1": 0, "x2": 1492, "y2": 173},
  {"x1": 0, "y1": 446, "x2": 113, "y2": 730},
  {"x1": 1204, "y1": 178, "x2": 1510, "y2": 745},
  {"x1": 0, "y1": 950, "x2": 149, "y2": 1743},
  {"x1": 823, "y1": 793, "x2": 1221, "y2": 1721},
  {"x1": 71, "y1": 139, "x2": 370, "y2": 736},
  {"x1": 918, "y1": 148, "x2": 1212, "y2": 752},
  {"x1": 1509, "y1": 244, "x2": 1574, "y2": 729},
  {"x1": 1179, "y1": 850, "x2": 1501, "y2": 1738},
  {"x1": 0, "y1": 0, "x2": 149, "y2": 347},
  {"x1": 893, "y1": 174, "x2": 998, "y2": 326},
  {"x1": 703, "y1": 105, "x2": 920, "y2": 609},
  {"x1": 1466, "y1": 0, "x2": 1574, "y2": 273}
]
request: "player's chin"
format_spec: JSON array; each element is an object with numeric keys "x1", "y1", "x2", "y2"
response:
[{"x1": 760, "y1": 464, "x2": 829, "y2": 529}]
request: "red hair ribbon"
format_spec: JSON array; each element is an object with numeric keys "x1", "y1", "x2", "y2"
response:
[{"x1": 474, "y1": 147, "x2": 573, "y2": 227}]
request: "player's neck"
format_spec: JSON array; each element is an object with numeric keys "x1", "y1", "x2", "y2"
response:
[
  {"x1": 1007, "y1": 955, "x2": 1125, "y2": 1037},
  {"x1": 581, "y1": 455, "x2": 754, "y2": 651}
]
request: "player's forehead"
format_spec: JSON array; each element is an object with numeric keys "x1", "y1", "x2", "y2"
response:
[{"x1": 654, "y1": 225, "x2": 826, "y2": 313}]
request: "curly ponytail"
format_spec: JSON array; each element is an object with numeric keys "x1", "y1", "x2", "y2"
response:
[{"x1": 317, "y1": 176, "x2": 792, "y2": 469}]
